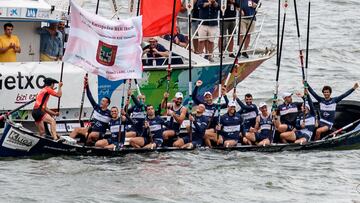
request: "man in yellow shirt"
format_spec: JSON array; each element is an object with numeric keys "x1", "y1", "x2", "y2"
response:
[{"x1": 0, "y1": 23, "x2": 21, "y2": 62}]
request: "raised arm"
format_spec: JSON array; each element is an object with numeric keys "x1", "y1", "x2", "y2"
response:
[
  {"x1": 334, "y1": 83, "x2": 358, "y2": 103},
  {"x1": 306, "y1": 82, "x2": 324, "y2": 102},
  {"x1": 85, "y1": 80, "x2": 98, "y2": 108},
  {"x1": 192, "y1": 85, "x2": 203, "y2": 105}
]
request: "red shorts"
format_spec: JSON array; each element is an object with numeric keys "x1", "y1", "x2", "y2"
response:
[{"x1": 32, "y1": 108, "x2": 46, "y2": 123}]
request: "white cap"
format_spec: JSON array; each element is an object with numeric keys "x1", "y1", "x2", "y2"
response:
[
  {"x1": 282, "y1": 92, "x2": 293, "y2": 99},
  {"x1": 175, "y1": 92, "x2": 183, "y2": 99},
  {"x1": 259, "y1": 102, "x2": 267, "y2": 108},
  {"x1": 228, "y1": 101, "x2": 237, "y2": 107},
  {"x1": 203, "y1": 91, "x2": 212, "y2": 96}
]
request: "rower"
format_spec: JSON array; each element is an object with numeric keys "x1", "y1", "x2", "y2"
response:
[
  {"x1": 233, "y1": 92, "x2": 258, "y2": 143},
  {"x1": 307, "y1": 81, "x2": 359, "y2": 140},
  {"x1": 125, "y1": 89, "x2": 146, "y2": 138},
  {"x1": 215, "y1": 101, "x2": 242, "y2": 148},
  {"x1": 192, "y1": 80, "x2": 229, "y2": 147},
  {"x1": 245, "y1": 102, "x2": 275, "y2": 146},
  {"x1": 129, "y1": 105, "x2": 166, "y2": 149},
  {"x1": 280, "y1": 91, "x2": 316, "y2": 144},
  {"x1": 32, "y1": 77, "x2": 62, "y2": 140},
  {"x1": 274, "y1": 92, "x2": 299, "y2": 134},
  {"x1": 161, "y1": 92, "x2": 187, "y2": 145},
  {"x1": 94, "y1": 106, "x2": 127, "y2": 149},
  {"x1": 173, "y1": 104, "x2": 208, "y2": 148},
  {"x1": 70, "y1": 75, "x2": 111, "y2": 145}
]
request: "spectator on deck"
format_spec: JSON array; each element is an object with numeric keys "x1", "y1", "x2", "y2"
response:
[
  {"x1": 58, "y1": 21, "x2": 66, "y2": 43},
  {"x1": 37, "y1": 22, "x2": 63, "y2": 61},
  {"x1": 0, "y1": 23, "x2": 21, "y2": 62},
  {"x1": 239, "y1": 0, "x2": 258, "y2": 58},
  {"x1": 197, "y1": 0, "x2": 220, "y2": 62},
  {"x1": 142, "y1": 37, "x2": 169, "y2": 66},
  {"x1": 219, "y1": 0, "x2": 240, "y2": 58},
  {"x1": 192, "y1": 0, "x2": 201, "y2": 54},
  {"x1": 163, "y1": 27, "x2": 188, "y2": 48}
]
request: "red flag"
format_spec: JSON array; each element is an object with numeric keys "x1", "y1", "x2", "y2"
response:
[{"x1": 141, "y1": 0, "x2": 182, "y2": 37}]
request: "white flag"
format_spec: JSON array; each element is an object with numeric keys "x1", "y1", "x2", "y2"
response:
[{"x1": 63, "y1": 1, "x2": 143, "y2": 81}]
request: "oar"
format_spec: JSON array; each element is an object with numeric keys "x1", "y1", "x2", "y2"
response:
[
  {"x1": 224, "y1": 0, "x2": 262, "y2": 88},
  {"x1": 186, "y1": 0, "x2": 194, "y2": 143},
  {"x1": 237, "y1": 0, "x2": 242, "y2": 46},
  {"x1": 117, "y1": 80, "x2": 127, "y2": 149},
  {"x1": 322, "y1": 118, "x2": 360, "y2": 140},
  {"x1": 57, "y1": 5, "x2": 71, "y2": 112},
  {"x1": 304, "y1": 0, "x2": 311, "y2": 84},
  {"x1": 293, "y1": 0, "x2": 305, "y2": 81},
  {"x1": 233, "y1": 67, "x2": 238, "y2": 101},
  {"x1": 270, "y1": 0, "x2": 288, "y2": 143},
  {"x1": 79, "y1": 73, "x2": 88, "y2": 126},
  {"x1": 125, "y1": 79, "x2": 132, "y2": 113},
  {"x1": 215, "y1": 0, "x2": 227, "y2": 143},
  {"x1": 164, "y1": 0, "x2": 178, "y2": 114},
  {"x1": 0, "y1": 99, "x2": 36, "y2": 121}
]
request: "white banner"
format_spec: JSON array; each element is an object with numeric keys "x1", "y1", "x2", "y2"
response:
[
  {"x1": 63, "y1": 1, "x2": 143, "y2": 81},
  {"x1": 0, "y1": 62, "x2": 97, "y2": 110}
]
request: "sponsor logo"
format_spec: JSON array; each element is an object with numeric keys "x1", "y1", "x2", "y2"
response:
[
  {"x1": 26, "y1": 8, "x2": 38, "y2": 18},
  {"x1": 96, "y1": 41, "x2": 117, "y2": 66},
  {"x1": 8, "y1": 8, "x2": 20, "y2": 17},
  {"x1": 2, "y1": 128, "x2": 39, "y2": 151},
  {"x1": 0, "y1": 72, "x2": 46, "y2": 90},
  {"x1": 37, "y1": 10, "x2": 50, "y2": 18}
]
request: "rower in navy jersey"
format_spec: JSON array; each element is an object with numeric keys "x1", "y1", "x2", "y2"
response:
[
  {"x1": 129, "y1": 105, "x2": 167, "y2": 148},
  {"x1": 70, "y1": 75, "x2": 111, "y2": 145},
  {"x1": 307, "y1": 81, "x2": 359, "y2": 140},
  {"x1": 280, "y1": 90, "x2": 317, "y2": 144},
  {"x1": 192, "y1": 80, "x2": 229, "y2": 147},
  {"x1": 125, "y1": 89, "x2": 146, "y2": 138},
  {"x1": 161, "y1": 91, "x2": 188, "y2": 144},
  {"x1": 233, "y1": 92, "x2": 258, "y2": 141},
  {"x1": 275, "y1": 92, "x2": 299, "y2": 133},
  {"x1": 95, "y1": 106, "x2": 128, "y2": 149},
  {"x1": 215, "y1": 101, "x2": 243, "y2": 147},
  {"x1": 173, "y1": 104, "x2": 208, "y2": 148},
  {"x1": 245, "y1": 102, "x2": 275, "y2": 146}
]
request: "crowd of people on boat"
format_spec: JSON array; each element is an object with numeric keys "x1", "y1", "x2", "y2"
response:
[
  {"x1": 0, "y1": 0, "x2": 258, "y2": 64},
  {"x1": 30, "y1": 75, "x2": 359, "y2": 150}
]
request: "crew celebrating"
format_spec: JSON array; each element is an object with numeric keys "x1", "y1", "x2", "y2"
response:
[
  {"x1": 70, "y1": 75, "x2": 111, "y2": 145},
  {"x1": 307, "y1": 82, "x2": 359, "y2": 140},
  {"x1": 192, "y1": 80, "x2": 229, "y2": 147},
  {"x1": 215, "y1": 101, "x2": 242, "y2": 147},
  {"x1": 280, "y1": 91, "x2": 316, "y2": 144},
  {"x1": 245, "y1": 102, "x2": 274, "y2": 146}
]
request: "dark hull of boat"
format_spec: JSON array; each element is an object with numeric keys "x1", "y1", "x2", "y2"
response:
[{"x1": 0, "y1": 100, "x2": 360, "y2": 158}]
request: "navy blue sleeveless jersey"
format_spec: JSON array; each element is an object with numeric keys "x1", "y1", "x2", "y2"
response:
[
  {"x1": 256, "y1": 114, "x2": 273, "y2": 141},
  {"x1": 220, "y1": 112, "x2": 242, "y2": 141},
  {"x1": 295, "y1": 95, "x2": 316, "y2": 139},
  {"x1": 107, "y1": 118, "x2": 125, "y2": 145},
  {"x1": 277, "y1": 102, "x2": 299, "y2": 127},
  {"x1": 236, "y1": 98, "x2": 258, "y2": 131}
]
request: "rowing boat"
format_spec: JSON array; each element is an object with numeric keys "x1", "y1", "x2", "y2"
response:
[{"x1": 1, "y1": 100, "x2": 359, "y2": 158}]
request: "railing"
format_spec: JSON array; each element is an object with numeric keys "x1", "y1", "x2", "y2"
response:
[{"x1": 176, "y1": 11, "x2": 266, "y2": 58}]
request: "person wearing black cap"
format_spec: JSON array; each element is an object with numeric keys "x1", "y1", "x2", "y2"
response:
[{"x1": 32, "y1": 77, "x2": 62, "y2": 140}]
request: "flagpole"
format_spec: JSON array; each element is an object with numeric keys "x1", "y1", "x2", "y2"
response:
[{"x1": 95, "y1": 0, "x2": 100, "y2": 14}]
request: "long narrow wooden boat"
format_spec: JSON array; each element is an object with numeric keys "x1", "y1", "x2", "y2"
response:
[{"x1": 1, "y1": 101, "x2": 359, "y2": 158}]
